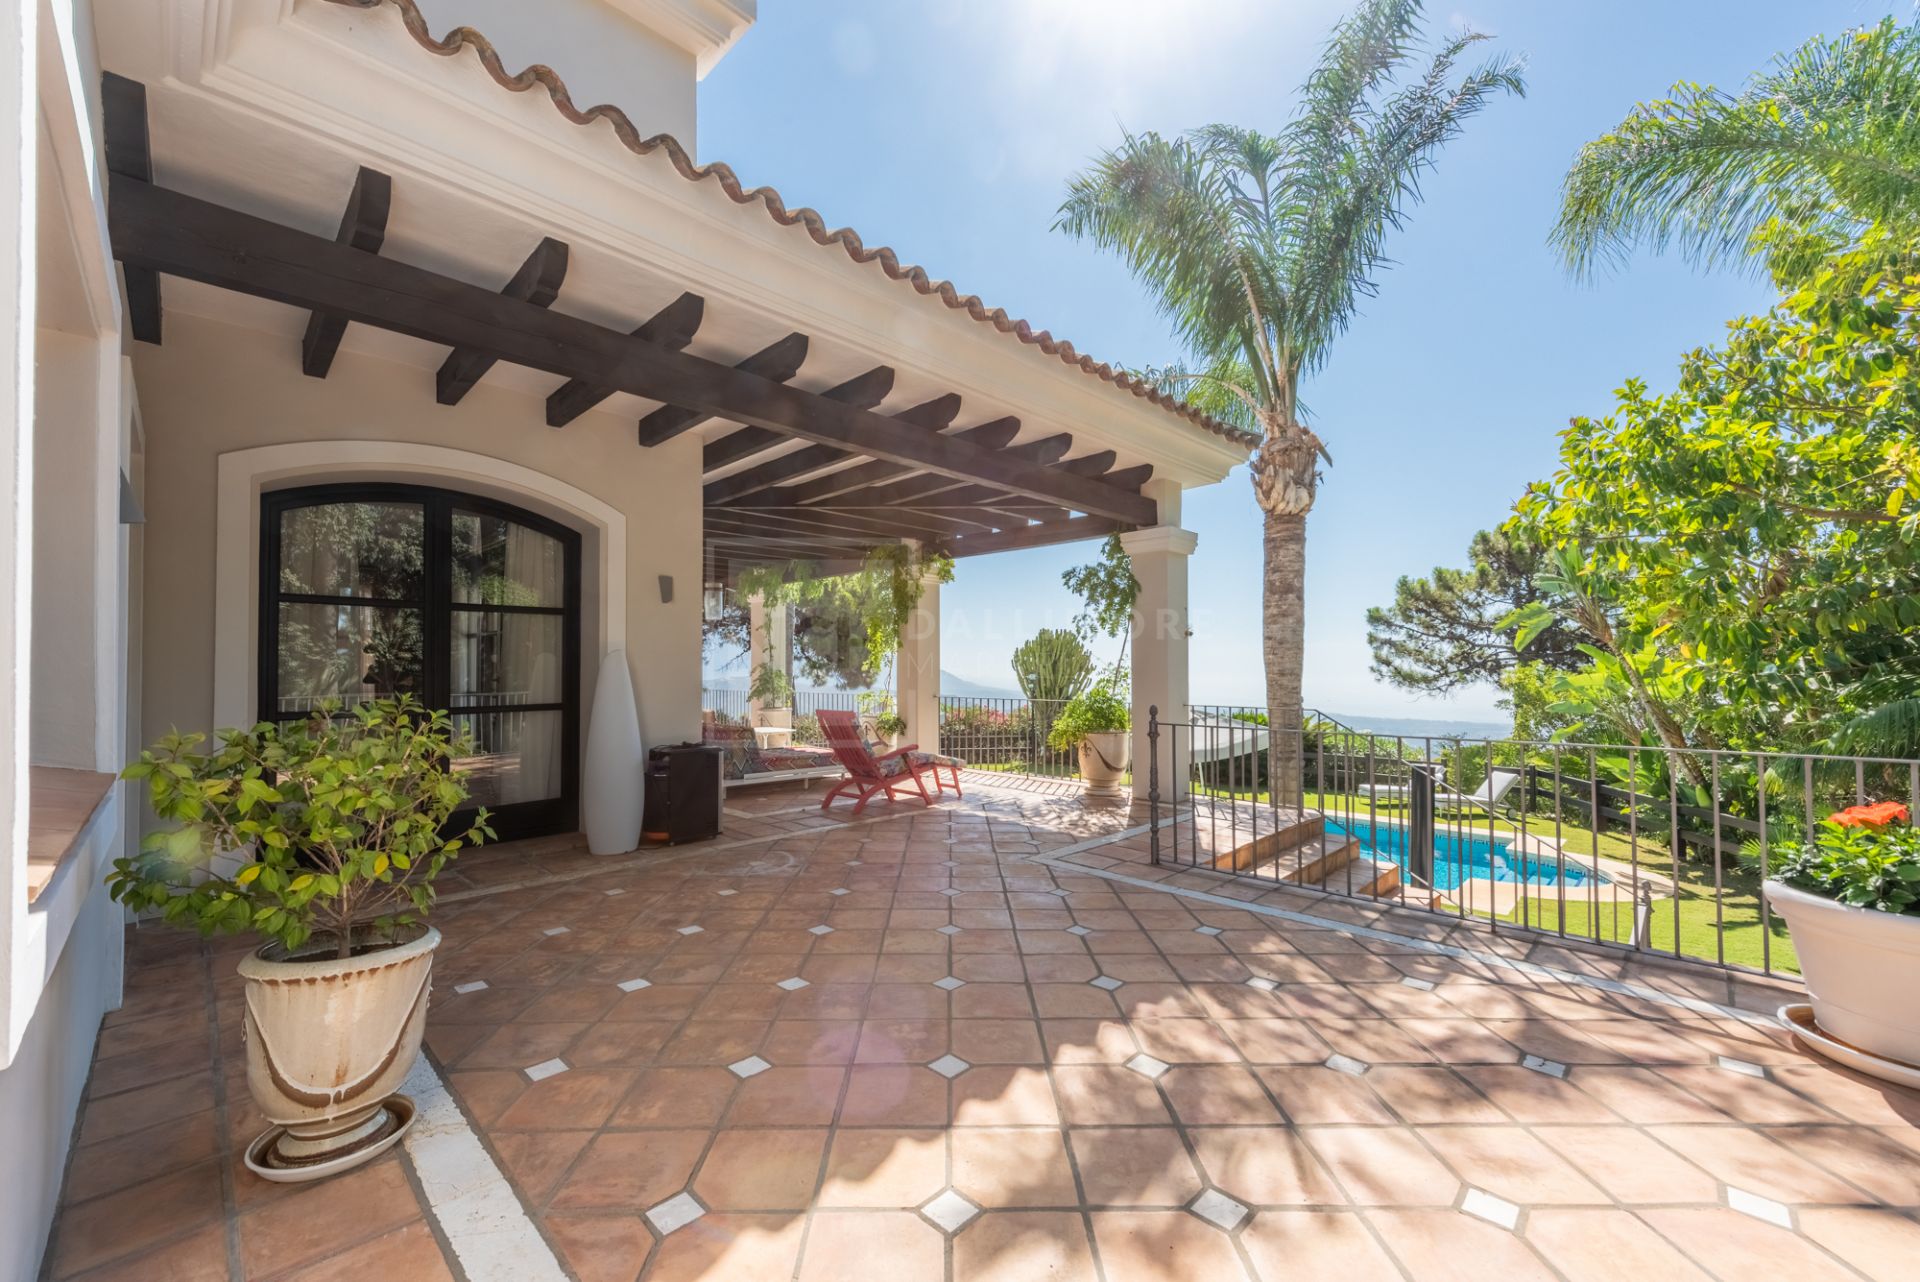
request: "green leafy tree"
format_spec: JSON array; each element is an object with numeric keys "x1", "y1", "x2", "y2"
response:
[
  {"x1": 1061, "y1": 535, "x2": 1140, "y2": 642},
  {"x1": 1011, "y1": 629, "x2": 1096, "y2": 704},
  {"x1": 737, "y1": 546, "x2": 955, "y2": 689},
  {"x1": 1366, "y1": 528, "x2": 1587, "y2": 694},
  {"x1": 1056, "y1": 0, "x2": 1524, "y2": 803},
  {"x1": 1555, "y1": 17, "x2": 1920, "y2": 283},
  {"x1": 1510, "y1": 256, "x2": 1920, "y2": 752}
]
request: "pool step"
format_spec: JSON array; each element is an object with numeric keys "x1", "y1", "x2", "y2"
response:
[
  {"x1": 1208, "y1": 810, "x2": 1326, "y2": 874},
  {"x1": 1266, "y1": 835, "x2": 1401, "y2": 897}
]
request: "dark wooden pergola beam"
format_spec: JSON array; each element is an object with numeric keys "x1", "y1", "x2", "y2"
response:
[
  {"x1": 946, "y1": 515, "x2": 1129, "y2": 558},
  {"x1": 711, "y1": 500, "x2": 992, "y2": 544},
  {"x1": 922, "y1": 449, "x2": 1120, "y2": 523},
  {"x1": 104, "y1": 130, "x2": 1156, "y2": 521},
  {"x1": 703, "y1": 394, "x2": 961, "y2": 505},
  {"x1": 635, "y1": 332, "x2": 808, "y2": 446},
  {"x1": 301, "y1": 167, "x2": 391, "y2": 378},
  {"x1": 436, "y1": 237, "x2": 569, "y2": 405},
  {"x1": 772, "y1": 417, "x2": 1022, "y2": 505},
  {"x1": 101, "y1": 74, "x2": 161, "y2": 344},
  {"x1": 702, "y1": 365, "x2": 896, "y2": 473},
  {"x1": 546, "y1": 291, "x2": 704, "y2": 426}
]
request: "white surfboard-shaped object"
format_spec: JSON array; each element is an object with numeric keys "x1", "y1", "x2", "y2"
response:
[{"x1": 583, "y1": 648, "x2": 645, "y2": 854}]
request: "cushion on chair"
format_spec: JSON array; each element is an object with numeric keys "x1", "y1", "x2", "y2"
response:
[{"x1": 908, "y1": 751, "x2": 963, "y2": 770}]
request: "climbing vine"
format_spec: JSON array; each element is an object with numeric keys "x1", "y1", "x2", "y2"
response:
[{"x1": 735, "y1": 545, "x2": 956, "y2": 688}]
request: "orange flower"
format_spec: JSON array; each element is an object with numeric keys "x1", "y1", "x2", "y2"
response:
[{"x1": 1830, "y1": 801, "x2": 1912, "y2": 829}]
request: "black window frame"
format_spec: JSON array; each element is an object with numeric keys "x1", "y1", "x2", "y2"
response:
[{"x1": 259, "y1": 482, "x2": 582, "y2": 841}]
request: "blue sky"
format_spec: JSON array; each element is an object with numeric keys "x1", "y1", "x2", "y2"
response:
[{"x1": 698, "y1": 0, "x2": 1901, "y2": 722}]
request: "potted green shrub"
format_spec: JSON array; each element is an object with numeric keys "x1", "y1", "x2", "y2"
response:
[
  {"x1": 109, "y1": 697, "x2": 489, "y2": 1181},
  {"x1": 1047, "y1": 676, "x2": 1131, "y2": 798},
  {"x1": 873, "y1": 712, "x2": 908, "y2": 750},
  {"x1": 1765, "y1": 801, "x2": 1920, "y2": 1075}
]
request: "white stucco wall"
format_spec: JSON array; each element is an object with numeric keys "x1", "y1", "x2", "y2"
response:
[{"x1": 130, "y1": 309, "x2": 705, "y2": 778}]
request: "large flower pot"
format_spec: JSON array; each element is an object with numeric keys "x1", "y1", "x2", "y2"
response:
[
  {"x1": 1078, "y1": 731, "x2": 1131, "y2": 799},
  {"x1": 237, "y1": 925, "x2": 439, "y2": 1182},
  {"x1": 1766, "y1": 879, "x2": 1920, "y2": 1067}
]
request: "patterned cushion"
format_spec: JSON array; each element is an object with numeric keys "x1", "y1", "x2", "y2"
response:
[
  {"x1": 874, "y1": 754, "x2": 910, "y2": 778},
  {"x1": 702, "y1": 725, "x2": 760, "y2": 780},
  {"x1": 909, "y1": 751, "x2": 963, "y2": 770}
]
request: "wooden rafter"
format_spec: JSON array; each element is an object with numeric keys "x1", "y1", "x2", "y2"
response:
[
  {"x1": 634, "y1": 332, "x2": 808, "y2": 447},
  {"x1": 436, "y1": 238, "x2": 570, "y2": 405},
  {"x1": 703, "y1": 394, "x2": 961, "y2": 505},
  {"x1": 301, "y1": 167, "x2": 391, "y2": 378},
  {"x1": 947, "y1": 515, "x2": 1128, "y2": 557},
  {"x1": 101, "y1": 74, "x2": 160, "y2": 344},
  {"x1": 702, "y1": 365, "x2": 895, "y2": 472},
  {"x1": 546, "y1": 291, "x2": 704, "y2": 426},
  {"x1": 770, "y1": 417, "x2": 1022, "y2": 505}
]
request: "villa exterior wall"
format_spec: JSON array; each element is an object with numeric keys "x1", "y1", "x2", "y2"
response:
[{"x1": 130, "y1": 310, "x2": 705, "y2": 783}]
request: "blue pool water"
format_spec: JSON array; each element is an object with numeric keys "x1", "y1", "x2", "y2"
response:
[{"x1": 1330, "y1": 821, "x2": 1607, "y2": 891}]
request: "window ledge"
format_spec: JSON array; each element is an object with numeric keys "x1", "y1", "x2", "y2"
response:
[{"x1": 28, "y1": 766, "x2": 118, "y2": 904}]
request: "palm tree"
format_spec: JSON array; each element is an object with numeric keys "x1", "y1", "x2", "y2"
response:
[
  {"x1": 1555, "y1": 16, "x2": 1920, "y2": 282},
  {"x1": 1056, "y1": 0, "x2": 1524, "y2": 805}
]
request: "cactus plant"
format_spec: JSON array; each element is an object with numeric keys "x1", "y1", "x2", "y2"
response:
[{"x1": 1011, "y1": 629, "x2": 1095, "y2": 704}]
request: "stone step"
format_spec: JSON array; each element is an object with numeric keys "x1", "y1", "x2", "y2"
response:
[
  {"x1": 1252, "y1": 832, "x2": 1402, "y2": 898},
  {"x1": 1208, "y1": 811, "x2": 1326, "y2": 874}
]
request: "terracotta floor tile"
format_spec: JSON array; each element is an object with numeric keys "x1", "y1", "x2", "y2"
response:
[
  {"x1": 838, "y1": 1065, "x2": 950, "y2": 1127},
  {"x1": 608, "y1": 1067, "x2": 739, "y2": 1129},
  {"x1": 1760, "y1": 1125, "x2": 1920, "y2": 1204},
  {"x1": 542, "y1": 1211, "x2": 655, "y2": 1282},
  {"x1": 54, "y1": 1220, "x2": 228, "y2": 1282},
  {"x1": 1089, "y1": 1210, "x2": 1252, "y2": 1282},
  {"x1": 952, "y1": 1128, "x2": 1079, "y2": 1207},
  {"x1": 1299, "y1": 1128, "x2": 1460, "y2": 1207},
  {"x1": 460, "y1": 1020, "x2": 590, "y2": 1069},
  {"x1": 855, "y1": 1018, "x2": 950, "y2": 1064},
  {"x1": 1368, "y1": 1208, "x2": 1559, "y2": 1281},
  {"x1": 1256, "y1": 1066, "x2": 1396, "y2": 1124},
  {"x1": 693, "y1": 1128, "x2": 829, "y2": 1210},
  {"x1": 1240, "y1": 1210, "x2": 1401, "y2": 1282},
  {"x1": 644, "y1": 1212, "x2": 807, "y2": 1282},
  {"x1": 1454, "y1": 1065, "x2": 1619, "y2": 1124},
  {"x1": 657, "y1": 1020, "x2": 771, "y2": 1067},
  {"x1": 268, "y1": 1221, "x2": 453, "y2": 1282},
  {"x1": 1160, "y1": 1065, "x2": 1283, "y2": 1125},
  {"x1": 797, "y1": 1210, "x2": 943, "y2": 1282},
  {"x1": 1767, "y1": 1066, "x2": 1920, "y2": 1127},
  {"x1": 950, "y1": 1018, "x2": 1046, "y2": 1065},
  {"x1": 1414, "y1": 1125, "x2": 1605, "y2": 1204},
  {"x1": 551, "y1": 1129, "x2": 710, "y2": 1211},
  {"x1": 237, "y1": 1159, "x2": 421, "y2": 1279},
  {"x1": 952, "y1": 983, "x2": 1037, "y2": 1019},
  {"x1": 496, "y1": 1068, "x2": 640, "y2": 1130},
  {"x1": 1043, "y1": 1018, "x2": 1139, "y2": 1064},
  {"x1": 62, "y1": 1109, "x2": 222, "y2": 1203},
  {"x1": 1523, "y1": 1208, "x2": 1713, "y2": 1282},
  {"x1": 1637, "y1": 1209, "x2": 1862, "y2": 1281},
  {"x1": 1645, "y1": 1125, "x2": 1867, "y2": 1205},
  {"x1": 1798, "y1": 1206, "x2": 1920, "y2": 1281},
  {"x1": 1053, "y1": 1065, "x2": 1173, "y2": 1126},
  {"x1": 1129, "y1": 1019, "x2": 1243, "y2": 1065},
  {"x1": 725, "y1": 1066, "x2": 848, "y2": 1127},
  {"x1": 1032, "y1": 983, "x2": 1123, "y2": 1019},
  {"x1": 951, "y1": 1065, "x2": 1061, "y2": 1126},
  {"x1": 1662, "y1": 1067, "x2": 1843, "y2": 1124},
  {"x1": 1189, "y1": 1126, "x2": 1345, "y2": 1207},
  {"x1": 1532, "y1": 1125, "x2": 1719, "y2": 1204},
  {"x1": 761, "y1": 1020, "x2": 863, "y2": 1066},
  {"x1": 567, "y1": 1020, "x2": 679, "y2": 1067},
  {"x1": 1565, "y1": 1067, "x2": 1730, "y2": 1123},
  {"x1": 1304, "y1": 1017, "x2": 1439, "y2": 1065},
  {"x1": 1364, "y1": 1067, "x2": 1505, "y2": 1124},
  {"x1": 75, "y1": 1073, "x2": 218, "y2": 1148},
  {"x1": 952, "y1": 1210, "x2": 1097, "y2": 1282},
  {"x1": 493, "y1": 1129, "x2": 596, "y2": 1205},
  {"x1": 1068, "y1": 1127, "x2": 1204, "y2": 1206},
  {"x1": 817, "y1": 1128, "x2": 949, "y2": 1207},
  {"x1": 1217, "y1": 1018, "x2": 1334, "y2": 1064}
]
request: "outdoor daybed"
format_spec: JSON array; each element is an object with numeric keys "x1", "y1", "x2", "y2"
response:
[{"x1": 702, "y1": 721, "x2": 844, "y2": 791}]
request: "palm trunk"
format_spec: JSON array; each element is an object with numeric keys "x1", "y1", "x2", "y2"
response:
[{"x1": 1263, "y1": 509, "x2": 1308, "y2": 809}]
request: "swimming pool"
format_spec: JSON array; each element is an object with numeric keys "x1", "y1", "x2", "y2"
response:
[{"x1": 1329, "y1": 820, "x2": 1606, "y2": 891}]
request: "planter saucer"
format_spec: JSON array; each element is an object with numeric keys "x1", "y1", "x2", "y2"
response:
[
  {"x1": 244, "y1": 1095, "x2": 418, "y2": 1184},
  {"x1": 1779, "y1": 1004, "x2": 1920, "y2": 1091}
]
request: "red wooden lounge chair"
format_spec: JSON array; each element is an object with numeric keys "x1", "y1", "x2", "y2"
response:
[{"x1": 817, "y1": 708, "x2": 939, "y2": 814}]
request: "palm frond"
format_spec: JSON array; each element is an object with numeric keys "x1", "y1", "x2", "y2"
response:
[
  {"x1": 1830, "y1": 697, "x2": 1920, "y2": 758},
  {"x1": 1554, "y1": 17, "x2": 1920, "y2": 279}
]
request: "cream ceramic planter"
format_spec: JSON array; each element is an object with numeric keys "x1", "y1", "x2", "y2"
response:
[
  {"x1": 1078, "y1": 731, "x2": 1131, "y2": 799},
  {"x1": 1766, "y1": 880, "x2": 1920, "y2": 1067},
  {"x1": 238, "y1": 925, "x2": 439, "y2": 1181}
]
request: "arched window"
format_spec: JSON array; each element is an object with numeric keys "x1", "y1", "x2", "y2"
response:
[{"x1": 260, "y1": 483, "x2": 581, "y2": 840}]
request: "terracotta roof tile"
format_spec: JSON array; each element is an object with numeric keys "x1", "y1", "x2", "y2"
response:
[{"x1": 325, "y1": 0, "x2": 1259, "y2": 451}]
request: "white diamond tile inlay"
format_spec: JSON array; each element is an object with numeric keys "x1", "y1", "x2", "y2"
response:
[
  {"x1": 1089, "y1": 975, "x2": 1125, "y2": 991},
  {"x1": 939, "y1": 888, "x2": 964, "y2": 898},
  {"x1": 1125, "y1": 1053, "x2": 1170, "y2": 1080},
  {"x1": 1461, "y1": 1187, "x2": 1521, "y2": 1231},
  {"x1": 728, "y1": 1056, "x2": 772, "y2": 1079},
  {"x1": 927, "y1": 1054, "x2": 971, "y2": 1079},
  {"x1": 1324, "y1": 1053, "x2": 1370, "y2": 1076},
  {"x1": 1400, "y1": 976, "x2": 1437, "y2": 991},
  {"x1": 1065, "y1": 925, "x2": 1093, "y2": 937},
  {"x1": 617, "y1": 977, "x2": 652, "y2": 993},
  {"x1": 922, "y1": 1188, "x2": 982, "y2": 1234},
  {"x1": 1189, "y1": 1188, "x2": 1248, "y2": 1230},
  {"x1": 846, "y1": 859, "x2": 864, "y2": 866},
  {"x1": 1245, "y1": 976, "x2": 1278, "y2": 992},
  {"x1": 646, "y1": 1192, "x2": 706, "y2": 1236},
  {"x1": 776, "y1": 977, "x2": 810, "y2": 991},
  {"x1": 809, "y1": 924, "x2": 835, "y2": 936},
  {"x1": 541, "y1": 926, "x2": 571, "y2": 937},
  {"x1": 1727, "y1": 1186, "x2": 1793, "y2": 1229},
  {"x1": 1716, "y1": 1055, "x2": 1767, "y2": 1079},
  {"x1": 942, "y1": 860, "x2": 960, "y2": 868},
  {"x1": 451, "y1": 981, "x2": 489, "y2": 995},
  {"x1": 1193, "y1": 925, "x2": 1224, "y2": 936},
  {"x1": 830, "y1": 888, "x2": 851, "y2": 896},
  {"x1": 716, "y1": 888, "x2": 738, "y2": 897},
  {"x1": 524, "y1": 1058, "x2": 569, "y2": 1082},
  {"x1": 676, "y1": 925, "x2": 704, "y2": 936},
  {"x1": 933, "y1": 976, "x2": 966, "y2": 991},
  {"x1": 1521, "y1": 1054, "x2": 1568, "y2": 1079},
  {"x1": 602, "y1": 888, "x2": 626, "y2": 897},
  {"x1": 937, "y1": 925, "x2": 964, "y2": 935},
  {"x1": 1048, "y1": 887, "x2": 1073, "y2": 897}
]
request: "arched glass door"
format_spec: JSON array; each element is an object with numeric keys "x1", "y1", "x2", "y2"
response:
[{"x1": 260, "y1": 483, "x2": 581, "y2": 840}]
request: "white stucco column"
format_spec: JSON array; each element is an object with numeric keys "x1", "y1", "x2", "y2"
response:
[
  {"x1": 1119, "y1": 524, "x2": 1197, "y2": 801},
  {"x1": 745, "y1": 593, "x2": 791, "y2": 729},
  {"x1": 895, "y1": 570, "x2": 941, "y2": 753}
]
